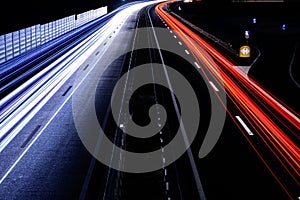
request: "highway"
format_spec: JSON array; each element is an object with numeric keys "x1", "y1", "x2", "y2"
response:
[{"x1": 0, "y1": 1, "x2": 299, "y2": 200}]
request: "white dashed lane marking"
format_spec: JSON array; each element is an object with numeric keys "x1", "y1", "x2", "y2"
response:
[
  {"x1": 194, "y1": 62, "x2": 200, "y2": 68},
  {"x1": 235, "y1": 116, "x2": 254, "y2": 136},
  {"x1": 209, "y1": 81, "x2": 219, "y2": 92},
  {"x1": 166, "y1": 182, "x2": 169, "y2": 191}
]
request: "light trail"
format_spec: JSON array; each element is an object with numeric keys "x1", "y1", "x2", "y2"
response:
[
  {"x1": 156, "y1": 2, "x2": 299, "y2": 199},
  {"x1": 0, "y1": 2, "x2": 153, "y2": 151}
]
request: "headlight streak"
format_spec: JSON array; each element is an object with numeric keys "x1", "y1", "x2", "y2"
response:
[
  {"x1": 0, "y1": 18, "x2": 117, "y2": 123},
  {"x1": 0, "y1": 5, "x2": 138, "y2": 151},
  {"x1": 0, "y1": 2, "x2": 160, "y2": 184},
  {"x1": 156, "y1": 2, "x2": 299, "y2": 199}
]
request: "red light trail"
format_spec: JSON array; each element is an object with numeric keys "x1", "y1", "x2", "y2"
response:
[{"x1": 156, "y1": 2, "x2": 299, "y2": 199}]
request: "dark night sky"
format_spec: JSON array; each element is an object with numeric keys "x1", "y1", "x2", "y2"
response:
[
  {"x1": 0, "y1": 0, "x2": 230, "y2": 35},
  {"x1": 1, "y1": 0, "x2": 298, "y2": 35},
  {"x1": 0, "y1": 0, "x2": 109, "y2": 35},
  {"x1": 0, "y1": 0, "x2": 255, "y2": 35}
]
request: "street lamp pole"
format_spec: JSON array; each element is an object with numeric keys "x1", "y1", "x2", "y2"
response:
[{"x1": 245, "y1": 30, "x2": 250, "y2": 44}]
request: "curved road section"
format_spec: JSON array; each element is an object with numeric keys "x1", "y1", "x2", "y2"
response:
[{"x1": 0, "y1": 1, "x2": 299, "y2": 200}]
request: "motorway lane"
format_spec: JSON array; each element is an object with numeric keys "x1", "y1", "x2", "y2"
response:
[
  {"x1": 0, "y1": 2, "x2": 149, "y2": 199},
  {"x1": 77, "y1": 5, "x2": 207, "y2": 200},
  {"x1": 0, "y1": 2, "x2": 297, "y2": 200},
  {"x1": 156, "y1": 2, "x2": 298, "y2": 200},
  {"x1": 169, "y1": 1, "x2": 300, "y2": 114}
]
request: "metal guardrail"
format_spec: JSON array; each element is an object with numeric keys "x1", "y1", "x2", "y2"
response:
[
  {"x1": 168, "y1": 9, "x2": 262, "y2": 72},
  {"x1": 170, "y1": 11, "x2": 239, "y2": 57}
]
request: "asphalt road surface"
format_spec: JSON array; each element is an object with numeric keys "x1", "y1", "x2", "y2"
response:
[{"x1": 0, "y1": 1, "x2": 298, "y2": 200}]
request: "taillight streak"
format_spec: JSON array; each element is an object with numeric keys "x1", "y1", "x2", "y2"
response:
[{"x1": 156, "y1": 2, "x2": 299, "y2": 198}]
